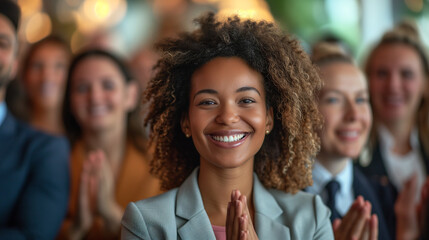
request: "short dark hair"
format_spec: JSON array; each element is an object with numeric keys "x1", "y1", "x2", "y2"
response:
[{"x1": 0, "y1": 0, "x2": 21, "y2": 32}]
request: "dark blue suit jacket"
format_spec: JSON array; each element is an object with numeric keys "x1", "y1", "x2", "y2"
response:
[
  {"x1": 352, "y1": 166, "x2": 391, "y2": 240},
  {"x1": 0, "y1": 110, "x2": 70, "y2": 240},
  {"x1": 356, "y1": 140, "x2": 429, "y2": 240}
]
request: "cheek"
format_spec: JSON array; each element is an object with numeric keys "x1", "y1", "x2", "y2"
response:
[{"x1": 70, "y1": 95, "x2": 85, "y2": 115}]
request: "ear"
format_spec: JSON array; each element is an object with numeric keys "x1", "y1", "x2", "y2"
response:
[
  {"x1": 125, "y1": 81, "x2": 138, "y2": 111},
  {"x1": 180, "y1": 113, "x2": 191, "y2": 137},
  {"x1": 266, "y1": 107, "x2": 274, "y2": 132}
]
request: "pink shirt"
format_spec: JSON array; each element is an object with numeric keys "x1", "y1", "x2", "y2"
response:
[{"x1": 212, "y1": 225, "x2": 226, "y2": 240}]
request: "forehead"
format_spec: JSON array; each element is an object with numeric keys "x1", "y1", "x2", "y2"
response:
[
  {"x1": 72, "y1": 56, "x2": 124, "y2": 80},
  {"x1": 371, "y1": 44, "x2": 421, "y2": 66},
  {"x1": 0, "y1": 14, "x2": 16, "y2": 40},
  {"x1": 191, "y1": 57, "x2": 264, "y2": 91},
  {"x1": 321, "y1": 62, "x2": 367, "y2": 91}
]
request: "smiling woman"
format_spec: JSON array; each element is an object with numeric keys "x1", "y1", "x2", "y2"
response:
[
  {"x1": 121, "y1": 12, "x2": 333, "y2": 240},
  {"x1": 58, "y1": 49, "x2": 162, "y2": 240}
]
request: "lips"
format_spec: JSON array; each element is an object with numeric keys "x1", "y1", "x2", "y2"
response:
[
  {"x1": 211, "y1": 133, "x2": 246, "y2": 143},
  {"x1": 336, "y1": 130, "x2": 360, "y2": 141},
  {"x1": 88, "y1": 105, "x2": 109, "y2": 117},
  {"x1": 207, "y1": 131, "x2": 250, "y2": 148}
]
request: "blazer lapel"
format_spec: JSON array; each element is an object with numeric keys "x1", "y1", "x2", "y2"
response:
[
  {"x1": 253, "y1": 175, "x2": 291, "y2": 240},
  {"x1": 176, "y1": 168, "x2": 216, "y2": 240}
]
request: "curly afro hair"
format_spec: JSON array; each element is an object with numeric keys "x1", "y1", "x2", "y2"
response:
[{"x1": 145, "y1": 12, "x2": 323, "y2": 193}]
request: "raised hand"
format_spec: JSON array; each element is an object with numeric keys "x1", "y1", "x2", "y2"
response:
[
  {"x1": 226, "y1": 190, "x2": 259, "y2": 240},
  {"x1": 395, "y1": 174, "x2": 419, "y2": 239},
  {"x1": 333, "y1": 196, "x2": 378, "y2": 240},
  {"x1": 69, "y1": 153, "x2": 97, "y2": 240},
  {"x1": 91, "y1": 150, "x2": 123, "y2": 233}
]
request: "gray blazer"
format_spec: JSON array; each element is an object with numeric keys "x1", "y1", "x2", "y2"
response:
[{"x1": 121, "y1": 168, "x2": 334, "y2": 239}]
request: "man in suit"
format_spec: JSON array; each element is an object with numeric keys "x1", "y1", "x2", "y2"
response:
[{"x1": 0, "y1": 1, "x2": 70, "y2": 239}]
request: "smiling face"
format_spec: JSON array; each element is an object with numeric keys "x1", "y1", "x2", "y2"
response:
[
  {"x1": 182, "y1": 57, "x2": 273, "y2": 170},
  {"x1": 318, "y1": 62, "x2": 372, "y2": 160},
  {"x1": 24, "y1": 42, "x2": 69, "y2": 110},
  {"x1": 70, "y1": 56, "x2": 134, "y2": 133},
  {"x1": 0, "y1": 15, "x2": 17, "y2": 90},
  {"x1": 368, "y1": 43, "x2": 427, "y2": 126}
]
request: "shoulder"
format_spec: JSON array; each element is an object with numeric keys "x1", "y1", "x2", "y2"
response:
[
  {"x1": 14, "y1": 118, "x2": 69, "y2": 154},
  {"x1": 5, "y1": 115, "x2": 70, "y2": 166},
  {"x1": 267, "y1": 190, "x2": 333, "y2": 239},
  {"x1": 122, "y1": 189, "x2": 179, "y2": 239},
  {"x1": 269, "y1": 189, "x2": 329, "y2": 219}
]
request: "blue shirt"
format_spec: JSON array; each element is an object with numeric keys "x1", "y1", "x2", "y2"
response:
[
  {"x1": 307, "y1": 160, "x2": 354, "y2": 216},
  {"x1": 0, "y1": 102, "x2": 6, "y2": 127}
]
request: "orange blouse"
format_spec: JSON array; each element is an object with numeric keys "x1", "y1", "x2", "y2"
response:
[{"x1": 67, "y1": 140, "x2": 162, "y2": 239}]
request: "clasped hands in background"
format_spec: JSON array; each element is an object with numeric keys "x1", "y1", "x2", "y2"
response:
[{"x1": 70, "y1": 150, "x2": 122, "y2": 239}]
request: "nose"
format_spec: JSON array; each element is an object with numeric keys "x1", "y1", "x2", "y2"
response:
[
  {"x1": 89, "y1": 85, "x2": 102, "y2": 103},
  {"x1": 41, "y1": 66, "x2": 54, "y2": 81},
  {"x1": 215, "y1": 103, "x2": 240, "y2": 125},
  {"x1": 386, "y1": 73, "x2": 401, "y2": 92},
  {"x1": 344, "y1": 101, "x2": 358, "y2": 122}
]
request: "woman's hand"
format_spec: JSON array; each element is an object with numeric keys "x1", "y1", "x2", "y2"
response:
[
  {"x1": 333, "y1": 196, "x2": 378, "y2": 240},
  {"x1": 69, "y1": 156, "x2": 97, "y2": 240},
  {"x1": 226, "y1": 190, "x2": 259, "y2": 240},
  {"x1": 92, "y1": 150, "x2": 123, "y2": 233},
  {"x1": 417, "y1": 177, "x2": 429, "y2": 238},
  {"x1": 395, "y1": 174, "x2": 419, "y2": 240}
]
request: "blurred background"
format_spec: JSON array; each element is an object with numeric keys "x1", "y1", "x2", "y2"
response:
[{"x1": 14, "y1": 0, "x2": 429, "y2": 61}]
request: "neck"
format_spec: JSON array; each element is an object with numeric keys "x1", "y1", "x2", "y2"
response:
[
  {"x1": 30, "y1": 106, "x2": 64, "y2": 135},
  {"x1": 81, "y1": 126, "x2": 127, "y2": 173},
  {"x1": 317, "y1": 154, "x2": 349, "y2": 176},
  {"x1": 198, "y1": 161, "x2": 255, "y2": 226},
  {"x1": 380, "y1": 120, "x2": 414, "y2": 155}
]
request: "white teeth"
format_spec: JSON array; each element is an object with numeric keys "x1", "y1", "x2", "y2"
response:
[
  {"x1": 40, "y1": 82, "x2": 56, "y2": 96},
  {"x1": 338, "y1": 131, "x2": 358, "y2": 138},
  {"x1": 90, "y1": 106, "x2": 108, "y2": 116},
  {"x1": 212, "y1": 134, "x2": 245, "y2": 143}
]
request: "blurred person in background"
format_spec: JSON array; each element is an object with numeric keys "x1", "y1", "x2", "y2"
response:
[
  {"x1": 357, "y1": 20, "x2": 429, "y2": 239},
  {"x1": 0, "y1": 1, "x2": 70, "y2": 239},
  {"x1": 58, "y1": 49, "x2": 161, "y2": 240},
  {"x1": 308, "y1": 42, "x2": 388, "y2": 239},
  {"x1": 18, "y1": 35, "x2": 71, "y2": 135}
]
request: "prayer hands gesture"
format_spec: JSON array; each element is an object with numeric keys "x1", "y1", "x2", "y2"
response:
[
  {"x1": 333, "y1": 196, "x2": 378, "y2": 240},
  {"x1": 226, "y1": 190, "x2": 259, "y2": 240},
  {"x1": 396, "y1": 175, "x2": 429, "y2": 239},
  {"x1": 71, "y1": 150, "x2": 122, "y2": 239}
]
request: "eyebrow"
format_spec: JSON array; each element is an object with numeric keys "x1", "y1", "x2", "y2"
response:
[
  {"x1": 322, "y1": 88, "x2": 368, "y2": 95},
  {"x1": 193, "y1": 86, "x2": 261, "y2": 100}
]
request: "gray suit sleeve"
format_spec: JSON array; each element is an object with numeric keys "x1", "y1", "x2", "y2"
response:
[
  {"x1": 313, "y1": 195, "x2": 334, "y2": 239},
  {"x1": 121, "y1": 202, "x2": 150, "y2": 240}
]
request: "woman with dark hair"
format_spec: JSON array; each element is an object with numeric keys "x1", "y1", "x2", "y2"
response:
[
  {"x1": 58, "y1": 49, "x2": 161, "y2": 240},
  {"x1": 9, "y1": 35, "x2": 71, "y2": 135},
  {"x1": 121, "y1": 13, "x2": 341, "y2": 239}
]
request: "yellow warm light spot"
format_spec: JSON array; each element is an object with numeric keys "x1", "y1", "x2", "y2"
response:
[
  {"x1": 70, "y1": 31, "x2": 85, "y2": 53},
  {"x1": 25, "y1": 12, "x2": 52, "y2": 43},
  {"x1": 217, "y1": 0, "x2": 274, "y2": 22},
  {"x1": 192, "y1": 0, "x2": 220, "y2": 3},
  {"x1": 79, "y1": 0, "x2": 126, "y2": 28},
  {"x1": 94, "y1": 1, "x2": 111, "y2": 20},
  {"x1": 405, "y1": 0, "x2": 424, "y2": 12},
  {"x1": 18, "y1": 0, "x2": 42, "y2": 17}
]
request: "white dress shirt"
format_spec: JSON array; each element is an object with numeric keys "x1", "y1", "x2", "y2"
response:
[
  {"x1": 378, "y1": 125, "x2": 426, "y2": 200},
  {"x1": 307, "y1": 160, "x2": 355, "y2": 216}
]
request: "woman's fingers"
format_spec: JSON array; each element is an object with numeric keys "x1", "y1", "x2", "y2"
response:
[{"x1": 369, "y1": 214, "x2": 379, "y2": 240}]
